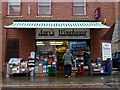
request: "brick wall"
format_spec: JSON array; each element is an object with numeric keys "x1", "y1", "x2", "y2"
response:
[
  {"x1": 90, "y1": 2, "x2": 115, "y2": 61},
  {"x1": 7, "y1": 29, "x2": 36, "y2": 60},
  {"x1": 115, "y1": 2, "x2": 120, "y2": 19}
]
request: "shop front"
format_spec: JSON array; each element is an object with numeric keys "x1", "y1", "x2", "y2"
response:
[
  {"x1": 35, "y1": 28, "x2": 90, "y2": 75},
  {"x1": 5, "y1": 20, "x2": 110, "y2": 76}
]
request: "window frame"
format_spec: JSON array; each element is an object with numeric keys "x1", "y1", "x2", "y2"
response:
[
  {"x1": 7, "y1": 0, "x2": 22, "y2": 16},
  {"x1": 37, "y1": 0, "x2": 52, "y2": 16},
  {"x1": 72, "y1": 0, "x2": 86, "y2": 16}
]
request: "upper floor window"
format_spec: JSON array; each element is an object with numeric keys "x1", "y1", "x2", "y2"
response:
[
  {"x1": 8, "y1": 0, "x2": 21, "y2": 15},
  {"x1": 73, "y1": 0, "x2": 86, "y2": 15},
  {"x1": 38, "y1": 0, "x2": 51, "y2": 15}
]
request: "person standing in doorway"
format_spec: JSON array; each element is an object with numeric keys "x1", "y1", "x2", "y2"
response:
[
  {"x1": 83, "y1": 51, "x2": 93, "y2": 76},
  {"x1": 62, "y1": 49, "x2": 74, "y2": 78}
]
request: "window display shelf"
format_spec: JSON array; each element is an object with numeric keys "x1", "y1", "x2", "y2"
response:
[
  {"x1": 8, "y1": 58, "x2": 28, "y2": 75},
  {"x1": 36, "y1": 45, "x2": 57, "y2": 75}
]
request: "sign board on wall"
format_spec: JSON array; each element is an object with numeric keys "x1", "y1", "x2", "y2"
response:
[
  {"x1": 102, "y1": 42, "x2": 112, "y2": 61},
  {"x1": 36, "y1": 29, "x2": 90, "y2": 39},
  {"x1": 94, "y1": 7, "x2": 101, "y2": 19}
]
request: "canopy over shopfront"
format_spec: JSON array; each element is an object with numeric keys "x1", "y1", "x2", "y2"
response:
[
  {"x1": 101, "y1": 23, "x2": 115, "y2": 41},
  {"x1": 5, "y1": 20, "x2": 110, "y2": 29}
]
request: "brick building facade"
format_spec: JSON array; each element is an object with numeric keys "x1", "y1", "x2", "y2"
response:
[
  {"x1": 0, "y1": 1, "x2": 2, "y2": 74},
  {"x1": 1, "y1": 1, "x2": 116, "y2": 74}
]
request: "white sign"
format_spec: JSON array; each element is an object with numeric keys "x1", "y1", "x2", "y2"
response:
[
  {"x1": 102, "y1": 42, "x2": 112, "y2": 61},
  {"x1": 30, "y1": 52, "x2": 35, "y2": 59},
  {"x1": 36, "y1": 28, "x2": 90, "y2": 39},
  {"x1": 8, "y1": 58, "x2": 22, "y2": 65}
]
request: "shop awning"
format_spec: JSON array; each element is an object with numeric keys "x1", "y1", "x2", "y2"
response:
[
  {"x1": 101, "y1": 23, "x2": 115, "y2": 41},
  {"x1": 5, "y1": 21, "x2": 110, "y2": 29}
]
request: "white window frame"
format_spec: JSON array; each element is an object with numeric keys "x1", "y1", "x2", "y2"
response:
[
  {"x1": 38, "y1": 0, "x2": 51, "y2": 15},
  {"x1": 8, "y1": 0, "x2": 21, "y2": 15},
  {"x1": 73, "y1": 0, "x2": 86, "y2": 15}
]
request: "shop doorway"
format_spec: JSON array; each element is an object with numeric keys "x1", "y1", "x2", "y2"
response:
[{"x1": 35, "y1": 40, "x2": 90, "y2": 75}]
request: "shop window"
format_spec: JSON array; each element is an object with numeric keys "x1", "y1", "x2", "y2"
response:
[
  {"x1": 35, "y1": 40, "x2": 68, "y2": 75},
  {"x1": 6, "y1": 39, "x2": 19, "y2": 62},
  {"x1": 8, "y1": 0, "x2": 21, "y2": 15},
  {"x1": 73, "y1": 0, "x2": 86, "y2": 15},
  {"x1": 38, "y1": 0, "x2": 51, "y2": 15}
]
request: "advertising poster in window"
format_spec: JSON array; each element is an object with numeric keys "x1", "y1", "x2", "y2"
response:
[{"x1": 102, "y1": 42, "x2": 112, "y2": 61}]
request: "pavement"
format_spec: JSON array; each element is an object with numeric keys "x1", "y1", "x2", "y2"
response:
[{"x1": 1, "y1": 71, "x2": 120, "y2": 90}]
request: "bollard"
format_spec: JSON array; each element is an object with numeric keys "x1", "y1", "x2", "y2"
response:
[{"x1": 30, "y1": 70, "x2": 34, "y2": 77}]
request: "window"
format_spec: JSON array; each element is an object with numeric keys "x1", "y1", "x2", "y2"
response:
[
  {"x1": 6, "y1": 38, "x2": 19, "y2": 62},
  {"x1": 73, "y1": 0, "x2": 86, "y2": 15},
  {"x1": 8, "y1": 0, "x2": 21, "y2": 15},
  {"x1": 38, "y1": 0, "x2": 51, "y2": 15}
]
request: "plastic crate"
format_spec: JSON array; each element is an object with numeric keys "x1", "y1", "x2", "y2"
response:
[{"x1": 48, "y1": 67, "x2": 56, "y2": 76}]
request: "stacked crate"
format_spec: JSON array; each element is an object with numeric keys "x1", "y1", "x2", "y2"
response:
[
  {"x1": 38, "y1": 65, "x2": 42, "y2": 74},
  {"x1": 42, "y1": 60, "x2": 48, "y2": 74},
  {"x1": 48, "y1": 67, "x2": 56, "y2": 76}
]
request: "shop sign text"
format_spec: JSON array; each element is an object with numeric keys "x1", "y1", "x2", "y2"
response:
[{"x1": 36, "y1": 29, "x2": 90, "y2": 39}]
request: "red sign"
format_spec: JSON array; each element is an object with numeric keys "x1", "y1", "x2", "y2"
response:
[{"x1": 95, "y1": 7, "x2": 101, "y2": 19}]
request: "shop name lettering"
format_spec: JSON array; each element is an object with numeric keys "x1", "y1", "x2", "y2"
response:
[
  {"x1": 59, "y1": 29, "x2": 87, "y2": 36},
  {"x1": 38, "y1": 29, "x2": 87, "y2": 36},
  {"x1": 38, "y1": 29, "x2": 54, "y2": 36}
]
